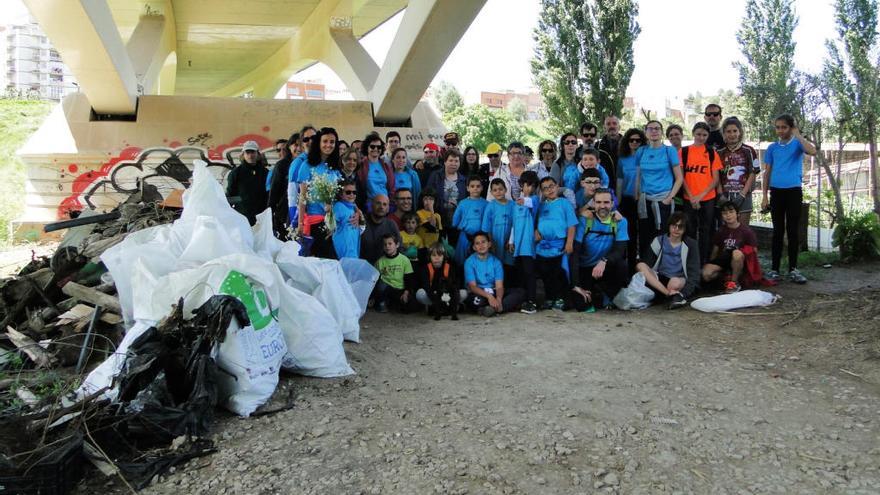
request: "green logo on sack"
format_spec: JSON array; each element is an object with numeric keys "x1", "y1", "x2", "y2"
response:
[{"x1": 219, "y1": 270, "x2": 278, "y2": 330}]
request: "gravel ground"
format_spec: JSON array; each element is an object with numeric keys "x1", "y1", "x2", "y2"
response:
[{"x1": 85, "y1": 265, "x2": 880, "y2": 494}]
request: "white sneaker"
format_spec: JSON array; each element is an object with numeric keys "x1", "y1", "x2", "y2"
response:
[{"x1": 788, "y1": 268, "x2": 807, "y2": 284}]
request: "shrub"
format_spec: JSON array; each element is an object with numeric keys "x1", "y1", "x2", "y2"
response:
[{"x1": 832, "y1": 211, "x2": 880, "y2": 261}]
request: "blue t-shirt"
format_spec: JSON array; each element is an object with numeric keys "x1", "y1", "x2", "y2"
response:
[
  {"x1": 764, "y1": 139, "x2": 805, "y2": 189},
  {"x1": 657, "y1": 235, "x2": 684, "y2": 278},
  {"x1": 464, "y1": 253, "x2": 504, "y2": 289},
  {"x1": 511, "y1": 195, "x2": 539, "y2": 258},
  {"x1": 287, "y1": 152, "x2": 308, "y2": 183},
  {"x1": 332, "y1": 200, "x2": 360, "y2": 258},
  {"x1": 296, "y1": 162, "x2": 342, "y2": 215},
  {"x1": 453, "y1": 197, "x2": 488, "y2": 235},
  {"x1": 393, "y1": 168, "x2": 420, "y2": 203},
  {"x1": 575, "y1": 190, "x2": 593, "y2": 210},
  {"x1": 563, "y1": 164, "x2": 610, "y2": 192},
  {"x1": 637, "y1": 145, "x2": 679, "y2": 195},
  {"x1": 574, "y1": 215, "x2": 629, "y2": 267},
  {"x1": 619, "y1": 154, "x2": 638, "y2": 198},
  {"x1": 366, "y1": 161, "x2": 388, "y2": 199},
  {"x1": 481, "y1": 199, "x2": 515, "y2": 265},
  {"x1": 535, "y1": 198, "x2": 578, "y2": 258}
]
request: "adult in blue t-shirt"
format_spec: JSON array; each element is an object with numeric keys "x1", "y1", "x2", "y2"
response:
[
  {"x1": 761, "y1": 114, "x2": 816, "y2": 283},
  {"x1": 635, "y1": 120, "x2": 683, "y2": 259}
]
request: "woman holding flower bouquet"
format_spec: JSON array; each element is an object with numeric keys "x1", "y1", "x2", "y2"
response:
[{"x1": 297, "y1": 127, "x2": 343, "y2": 258}]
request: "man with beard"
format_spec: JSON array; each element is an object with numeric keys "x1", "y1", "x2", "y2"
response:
[
  {"x1": 569, "y1": 189, "x2": 630, "y2": 312},
  {"x1": 704, "y1": 103, "x2": 725, "y2": 149},
  {"x1": 414, "y1": 143, "x2": 442, "y2": 189},
  {"x1": 597, "y1": 115, "x2": 621, "y2": 185}
]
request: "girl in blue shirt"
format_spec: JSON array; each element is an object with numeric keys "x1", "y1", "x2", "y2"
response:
[
  {"x1": 464, "y1": 232, "x2": 525, "y2": 317},
  {"x1": 391, "y1": 148, "x2": 421, "y2": 204},
  {"x1": 452, "y1": 177, "x2": 488, "y2": 266},
  {"x1": 297, "y1": 127, "x2": 342, "y2": 258},
  {"x1": 636, "y1": 120, "x2": 683, "y2": 258},
  {"x1": 332, "y1": 180, "x2": 362, "y2": 259},
  {"x1": 556, "y1": 132, "x2": 579, "y2": 193},
  {"x1": 535, "y1": 177, "x2": 578, "y2": 310},
  {"x1": 616, "y1": 127, "x2": 646, "y2": 271}
]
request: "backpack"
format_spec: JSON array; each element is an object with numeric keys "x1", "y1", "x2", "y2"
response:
[
  {"x1": 680, "y1": 145, "x2": 716, "y2": 171},
  {"x1": 582, "y1": 216, "x2": 618, "y2": 241}
]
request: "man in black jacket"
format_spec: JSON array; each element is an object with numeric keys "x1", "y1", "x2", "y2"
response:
[
  {"x1": 226, "y1": 140, "x2": 268, "y2": 225},
  {"x1": 577, "y1": 122, "x2": 617, "y2": 189}
]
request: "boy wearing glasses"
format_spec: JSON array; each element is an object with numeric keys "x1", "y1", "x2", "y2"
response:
[{"x1": 226, "y1": 140, "x2": 269, "y2": 225}]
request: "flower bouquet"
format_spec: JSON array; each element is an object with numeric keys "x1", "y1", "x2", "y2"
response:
[{"x1": 307, "y1": 172, "x2": 342, "y2": 233}]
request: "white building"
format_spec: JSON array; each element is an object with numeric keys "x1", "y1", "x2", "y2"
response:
[{"x1": 2, "y1": 19, "x2": 76, "y2": 100}]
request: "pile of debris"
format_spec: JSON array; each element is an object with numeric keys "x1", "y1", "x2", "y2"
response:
[{"x1": 0, "y1": 163, "x2": 379, "y2": 493}]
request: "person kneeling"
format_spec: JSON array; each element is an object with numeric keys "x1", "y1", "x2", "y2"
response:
[
  {"x1": 373, "y1": 234, "x2": 417, "y2": 313},
  {"x1": 702, "y1": 200, "x2": 758, "y2": 293},
  {"x1": 636, "y1": 212, "x2": 700, "y2": 309},
  {"x1": 570, "y1": 189, "x2": 630, "y2": 312},
  {"x1": 464, "y1": 232, "x2": 525, "y2": 317},
  {"x1": 416, "y1": 243, "x2": 467, "y2": 320}
]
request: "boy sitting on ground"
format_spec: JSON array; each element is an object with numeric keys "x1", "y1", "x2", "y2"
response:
[{"x1": 702, "y1": 200, "x2": 758, "y2": 293}]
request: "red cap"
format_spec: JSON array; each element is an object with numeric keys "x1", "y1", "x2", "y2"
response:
[{"x1": 423, "y1": 143, "x2": 440, "y2": 152}]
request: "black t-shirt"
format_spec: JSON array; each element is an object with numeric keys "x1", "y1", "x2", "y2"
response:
[{"x1": 707, "y1": 129, "x2": 725, "y2": 150}]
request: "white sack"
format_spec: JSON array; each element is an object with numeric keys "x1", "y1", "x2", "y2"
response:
[
  {"x1": 338, "y1": 258, "x2": 380, "y2": 317},
  {"x1": 612, "y1": 272, "x2": 654, "y2": 310},
  {"x1": 690, "y1": 290, "x2": 778, "y2": 313}
]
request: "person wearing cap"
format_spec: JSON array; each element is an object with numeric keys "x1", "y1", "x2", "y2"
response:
[
  {"x1": 478, "y1": 142, "x2": 505, "y2": 189},
  {"x1": 226, "y1": 140, "x2": 269, "y2": 226},
  {"x1": 414, "y1": 142, "x2": 442, "y2": 189},
  {"x1": 443, "y1": 132, "x2": 460, "y2": 153}
]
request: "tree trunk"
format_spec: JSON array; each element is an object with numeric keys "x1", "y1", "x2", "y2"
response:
[
  {"x1": 869, "y1": 123, "x2": 880, "y2": 215},
  {"x1": 817, "y1": 151, "x2": 846, "y2": 225}
]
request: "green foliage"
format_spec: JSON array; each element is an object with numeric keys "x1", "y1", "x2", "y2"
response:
[
  {"x1": 532, "y1": 0, "x2": 640, "y2": 135},
  {"x1": 832, "y1": 211, "x2": 880, "y2": 260},
  {"x1": 432, "y1": 81, "x2": 464, "y2": 116},
  {"x1": 443, "y1": 105, "x2": 527, "y2": 154},
  {"x1": 734, "y1": 0, "x2": 800, "y2": 142},
  {"x1": 0, "y1": 99, "x2": 54, "y2": 245},
  {"x1": 507, "y1": 97, "x2": 528, "y2": 122}
]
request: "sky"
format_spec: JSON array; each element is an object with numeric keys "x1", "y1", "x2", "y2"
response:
[{"x1": 1, "y1": 0, "x2": 846, "y2": 110}]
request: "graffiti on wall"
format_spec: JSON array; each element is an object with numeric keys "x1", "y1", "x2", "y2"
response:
[{"x1": 58, "y1": 134, "x2": 278, "y2": 217}]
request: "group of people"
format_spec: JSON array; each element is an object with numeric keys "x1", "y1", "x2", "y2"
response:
[{"x1": 225, "y1": 103, "x2": 816, "y2": 317}]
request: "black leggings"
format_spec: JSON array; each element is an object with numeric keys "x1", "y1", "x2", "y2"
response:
[
  {"x1": 515, "y1": 256, "x2": 537, "y2": 302},
  {"x1": 684, "y1": 198, "x2": 716, "y2": 265},
  {"x1": 770, "y1": 187, "x2": 802, "y2": 271},
  {"x1": 537, "y1": 255, "x2": 565, "y2": 301}
]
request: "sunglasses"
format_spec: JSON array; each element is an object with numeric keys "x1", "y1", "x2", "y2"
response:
[
  {"x1": 705, "y1": 112, "x2": 721, "y2": 117},
  {"x1": 302, "y1": 136, "x2": 312, "y2": 142},
  {"x1": 342, "y1": 190, "x2": 356, "y2": 195},
  {"x1": 541, "y1": 148, "x2": 554, "y2": 153},
  {"x1": 582, "y1": 132, "x2": 597, "y2": 138},
  {"x1": 488, "y1": 154, "x2": 499, "y2": 159},
  {"x1": 629, "y1": 138, "x2": 643, "y2": 144},
  {"x1": 369, "y1": 144, "x2": 383, "y2": 150},
  {"x1": 444, "y1": 140, "x2": 459, "y2": 146},
  {"x1": 564, "y1": 140, "x2": 578, "y2": 145}
]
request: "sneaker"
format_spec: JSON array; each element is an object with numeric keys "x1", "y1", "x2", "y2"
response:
[
  {"x1": 581, "y1": 305, "x2": 596, "y2": 314},
  {"x1": 668, "y1": 293, "x2": 687, "y2": 309},
  {"x1": 377, "y1": 301, "x2": 388, "y2": 313},
  {"x1": 480, "y1": 305, "x2": 497, "y2": 317},
  {"x1": 552, "y1": 298, "x2": 566, "y2": 311},
  {"x1": 723, "y1": 280, "x2": 741, "y2": 294},
  {"x1": 788, "y1": 268, "x2": 807, "y2": 284},
  {"x1": 765, "y1": 269, "x2": 781, "y2": 282},
  {"x1": 520, "y1": 301, "x2": 538, "y2": 314}
]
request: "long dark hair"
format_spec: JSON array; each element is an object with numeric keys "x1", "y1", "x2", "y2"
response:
[
  {"x1": 556, "y1": 132, "x2": 578, "y2": 167},
  {"x1": 462, "y1": 146, "x2": 480, "y2": 176},
  {"x1": 307, "y1": 127, "x2": 340, "y2": 169},
  {"x1": 618, "y1": 128, "x2": 646, "y2": 158}
]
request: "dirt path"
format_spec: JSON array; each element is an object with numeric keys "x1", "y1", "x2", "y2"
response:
[{"x1": 90, "y1": 267, "x2": 880, "y2": 494}]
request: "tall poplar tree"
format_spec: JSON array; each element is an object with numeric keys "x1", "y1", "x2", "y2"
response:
[
  {"x1": 531, "y1": 0, "x2": 640, "y2": 135},
  {"x1": 734, "y1": 0, "x2": 799, "y2": 142}
]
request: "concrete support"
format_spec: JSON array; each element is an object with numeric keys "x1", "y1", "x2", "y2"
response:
[
  {"x1": 23, "y1": 0, "x2": 139, "y2": 114},
  {"x1": 325, "y1": 27, "x2": 379, "y2": 100},
  {"x1": 125, "y1": 7, "x2": 177, "y2": 95},
  {"x1": 371, "y1": 0, "x2": 487, "y2": 123}
]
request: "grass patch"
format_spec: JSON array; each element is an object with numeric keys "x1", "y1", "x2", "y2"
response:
[{"x1": 0, "y1": 98, "x2": 54, "y2": 246}]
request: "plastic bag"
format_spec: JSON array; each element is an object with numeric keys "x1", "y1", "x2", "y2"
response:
[
  {"x1": 612, "y1": 272, "x2": 654, "y2": 310},
  {"x1": 338, "y1": 258, "x2": 380, "y2": 318},
  {"x1": 690, "y1": 290, "x2": 778, "y2": 313}
]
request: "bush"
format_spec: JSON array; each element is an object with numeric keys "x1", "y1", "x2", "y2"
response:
[{"x1": 832, "y1": 211, "x2": 880, "y2": 261}]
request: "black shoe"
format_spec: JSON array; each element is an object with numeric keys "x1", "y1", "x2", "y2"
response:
[
  {"x1": 520, "y1": 301, "x2": 537, "y2": 314},
  {"x1": 667, "y1": 293, "x2": 687, "y2": 309}
]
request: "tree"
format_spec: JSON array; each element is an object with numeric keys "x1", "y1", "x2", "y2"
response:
[
  {"x1": 433, "y1": 81, "x2": 464, "y2": 116},
  {"x1": 508, "y1": 97, "x2": 528, "y2": 122},
  {"x1": 824, "y1": 0, "x2": 880, "y2": 215},
  {"x1": 531, "y1": 0, "x2": 640, "y2": 135},
  {"x1": 443, "y1": 105, "x2": 527, "y2": 154},
  {"x1": 734, "y1": 0, "x2": 800, "y2": 142}
]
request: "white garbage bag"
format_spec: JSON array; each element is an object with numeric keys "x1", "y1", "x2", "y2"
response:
[
  {"x1": 690, "y1": 290, "x2": 778, "y2": 313},
  {"x1": 78, "y1": 320, "x2": 156, "y2": 401},
  {"x1": 612, "y1": 272, "x2": 654, "y2": 310},
  {"x1": 338, "y1": 258, "x2": 380, "y2": 317}
]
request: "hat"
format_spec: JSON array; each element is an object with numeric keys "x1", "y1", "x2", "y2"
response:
[
  {"x1": 242, "y1": 140, "x2": 260, "y2": 152},
  {"x1": 423, "y1": 143, "x2": 440, "y2": 152},
  {"x1": 443, "y1": 131, "x2": 459, "y2": 142},
  {"x1": 485, "y1": 142, "x2": 502, "y2": 155}
]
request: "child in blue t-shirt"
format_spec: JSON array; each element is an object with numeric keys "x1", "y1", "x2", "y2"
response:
[
  {"x1": 509, "y1": 171, "x2": 540, "y2": 314},
  {"x1": 452, "y1": 177, "x2": 488, "y2": 266},
  {"x1": 482, "y1": 178, "x2": 515, "y2": 268},
  {"x1": 331, "y1": 180, "x2": 362, "y2": 259},
  {"x1": 464, "y1": 231, "x2": 525, "y2": 317},
  {"x1": 535, "y1": 177, "x2": 578, "y2": 310}
]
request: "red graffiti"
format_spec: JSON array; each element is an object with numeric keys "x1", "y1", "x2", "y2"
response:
[{"x1": 58, "y1": 147, "x2": 142, "y2": 217}]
